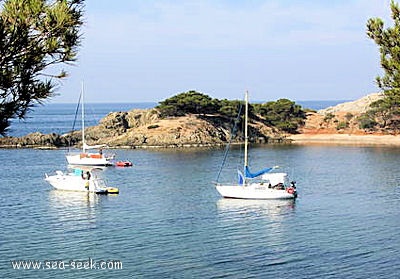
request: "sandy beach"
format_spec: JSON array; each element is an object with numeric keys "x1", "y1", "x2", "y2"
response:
[{"x1": 288, "y1": 133, "x2": 400, "y2": 146}]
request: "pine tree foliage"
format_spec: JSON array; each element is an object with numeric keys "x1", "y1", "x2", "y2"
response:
[
  {"x1": 156, "y1": 90, "x2": 306, "y2": 134},
  {"x1": 0, "y1": 0, "x2": 84, "y2": 136},
  {"x1": 366, "y1": 0, "x2": 400, "y2": 130}
]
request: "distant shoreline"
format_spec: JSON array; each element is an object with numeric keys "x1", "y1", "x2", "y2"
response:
[
  {"x1": 2, "y1": 134, "x2": 399, "y2": 149},
  {"x1": 288, "y1": 133, "x2": 400, "y2": 146}
]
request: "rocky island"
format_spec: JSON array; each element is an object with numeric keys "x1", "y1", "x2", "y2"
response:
[
  {"x1": 0, "y1": 108, "x2": 286, "y2": 149},
  {"x1": 1, "y1": 91, "x2": 399, "y2": 149}
]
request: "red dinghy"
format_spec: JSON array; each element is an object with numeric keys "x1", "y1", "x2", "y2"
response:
[{"x1": 115, "y1": 161, "x2": 133, "y2": 167}]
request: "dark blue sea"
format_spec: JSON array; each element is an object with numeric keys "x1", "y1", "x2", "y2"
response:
[{"x1": 2, "y1": 100, "x2": 399, "y2": 278}]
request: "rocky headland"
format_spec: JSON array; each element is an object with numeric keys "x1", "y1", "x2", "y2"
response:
[
  {"x1": 0, "y1": 108, "x2": 285, "y2": 149},
  {"x1": 2, "y1": 92, "x2": 399, "y2": 149}
]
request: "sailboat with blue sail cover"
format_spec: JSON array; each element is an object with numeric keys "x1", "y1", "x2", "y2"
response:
[{"x1": 214, "y1": 91, "x2": 297, "y2": 200}]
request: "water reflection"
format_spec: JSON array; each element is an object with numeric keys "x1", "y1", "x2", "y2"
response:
[
  {"x1": 48, "y1": 190, "x2": 100, "y2": 209},
  {"x1": 47, "y1": 190, "x2": 100, "y2": 233},
  {"x1": 215, "y1": 199, "x2": 297, "y2": 260},
  {"x1": 216, "y1": 198, "x2": 295, "y2": 221}
]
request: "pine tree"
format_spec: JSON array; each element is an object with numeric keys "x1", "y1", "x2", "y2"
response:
[
  {"x1": 0, "y1": 0, "x2": 84, "y2": 135},
  {"x1": 367, "y1": 0, "x2": 400, "y2": 130}
]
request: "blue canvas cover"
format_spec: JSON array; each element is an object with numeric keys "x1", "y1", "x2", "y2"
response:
[
  {"x1": 74, "y1": 168, "x2": 83, "y2": 176},
  {"x1": 245, "y1": 166, "x2": 273, "y2": 179}
]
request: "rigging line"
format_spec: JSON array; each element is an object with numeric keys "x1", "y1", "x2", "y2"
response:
[
  {"x1": 215, "y1": 102, "x2": 244, "y2": 183},
  {"x1": 71, "y1": 92, "x2": 82, "y2": 132},
  {"x1": 68, "y1": 92, "x2": 82, "y2": 151}
]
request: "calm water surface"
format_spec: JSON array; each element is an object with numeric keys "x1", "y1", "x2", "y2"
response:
[{"x1": 1, "y1": 145, "x2": 400, "y2": 278}]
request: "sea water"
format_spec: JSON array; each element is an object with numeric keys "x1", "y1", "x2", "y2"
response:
[
  {"x1": 2, "y1": 101, "x2": 400, "y2": 278},
  {"x1": 0, "y1": 145, "x2": 400, "y2": 278}
]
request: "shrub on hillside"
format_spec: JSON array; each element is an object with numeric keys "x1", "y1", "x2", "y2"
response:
[{"x1": 156, "y1": 91, "x2": 306, "y2": 133}]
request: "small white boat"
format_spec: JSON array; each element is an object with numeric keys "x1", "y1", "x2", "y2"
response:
[
  {"x1": 66, "y1": 82, "x2": 115, "y2": 166},
  {"x1": 215, "y1": 91, "x2": 297, "y2": 200},
  {"x1": 45, "y1": 168, "x2": 119, "y2": 194}
]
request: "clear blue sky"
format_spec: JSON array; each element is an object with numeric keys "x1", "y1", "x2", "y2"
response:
[{"x1": 51, "y1": 0, "x2": 392, "y2": 103}]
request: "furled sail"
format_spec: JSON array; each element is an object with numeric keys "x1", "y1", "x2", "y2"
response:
[{"x1": 83, "y1": 143, "x2": 107, "y2": 150}]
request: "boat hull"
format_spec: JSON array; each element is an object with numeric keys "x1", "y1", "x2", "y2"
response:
[
  {"x1": 44, "y1": 172, "x2": 112, "y2": 194},
  {"x1": 66, "y1": 153, "x2": 114, "y2": 166},
  {"x1": 215, "y1": 184, "x2": 296, "y2": 200}
]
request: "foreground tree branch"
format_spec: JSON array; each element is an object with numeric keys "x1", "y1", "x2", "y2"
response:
[{"x1": 0, "y1": 0, "x2": 84, "y2": 136}]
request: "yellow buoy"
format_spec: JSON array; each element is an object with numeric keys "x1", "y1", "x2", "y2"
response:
[{"x1": 106, "y1": 187, "x2": 119, "y2": 194}]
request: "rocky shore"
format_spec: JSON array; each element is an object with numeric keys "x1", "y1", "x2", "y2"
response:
[
  {"x1": 289, "y1": 133, "x2": 400, "y2": 146},
  {"x1": 2, "y1": 93, "x2": 399, "y2": 149},
  {"x1": 0, "y1": 108, "x2": 287, "y2": 149},
  {"x1": 288, "y1": 92, "x2": 400, "y2": 146}
]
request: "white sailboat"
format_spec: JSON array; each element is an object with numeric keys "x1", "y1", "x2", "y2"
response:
[
  {"x1": 45, "y1": 168, "x2": 119, "y2": 194},
  {"x1": 215, "y1": 91, "x2": 297, "y2": 200},
  {"x1": 66, "y1": 83, "x2": 114, "y2": 166}
]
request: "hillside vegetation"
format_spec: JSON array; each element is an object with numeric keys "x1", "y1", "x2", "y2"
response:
[{"x1": 156, "y1": 90, "x2": 306, "y2": 134}]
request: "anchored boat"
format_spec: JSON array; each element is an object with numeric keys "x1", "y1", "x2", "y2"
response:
[
  {"x1": 66, "y1": 82, "x2": 115, "y2": 166},
  {"x1": 45, "y1": 168, "x2": 119, "y2": 194},
  {"x1": 214, "y1": 91, "x2": 297, "y2": 200}
]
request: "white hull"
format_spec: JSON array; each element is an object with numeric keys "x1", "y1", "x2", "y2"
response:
[
  {"x1": 66, "y1": 153, "x2": 113, "y2": 166},
  {"x1": 215, "y1": 183, "x2": 296, "y2": 200},
  {"x1": 45, "y1": 171, "x2": 108, "y2": 193}
]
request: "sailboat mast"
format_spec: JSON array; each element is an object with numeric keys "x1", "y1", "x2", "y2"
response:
[
  {"x1": 244, "y1": 91, "x2": 249, "y2": 169},
  {"x1": 81, "y1": 82, "x2": 86, "y2": 153}
]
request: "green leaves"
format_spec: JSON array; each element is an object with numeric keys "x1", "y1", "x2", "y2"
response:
[
  {"x1": 365, "y1": 0, "x2": 400, "y2": 131},
  {"x1": 254, "y1": 99, "x2": 306, "y2": 134},
  {"x1": 156, "y1": 91, "x2": 306, "y2": 134},
  {"x1": 156, "y1": 90, "x2": 221, "y2": 117},
  {"x1": 0, "y1": 0, "x2": 84, "y2": 136}
]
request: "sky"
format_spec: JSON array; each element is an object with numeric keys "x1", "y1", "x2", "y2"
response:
[{"x1": 49, "y1": 0, "x2": 392, "y2": 103}]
